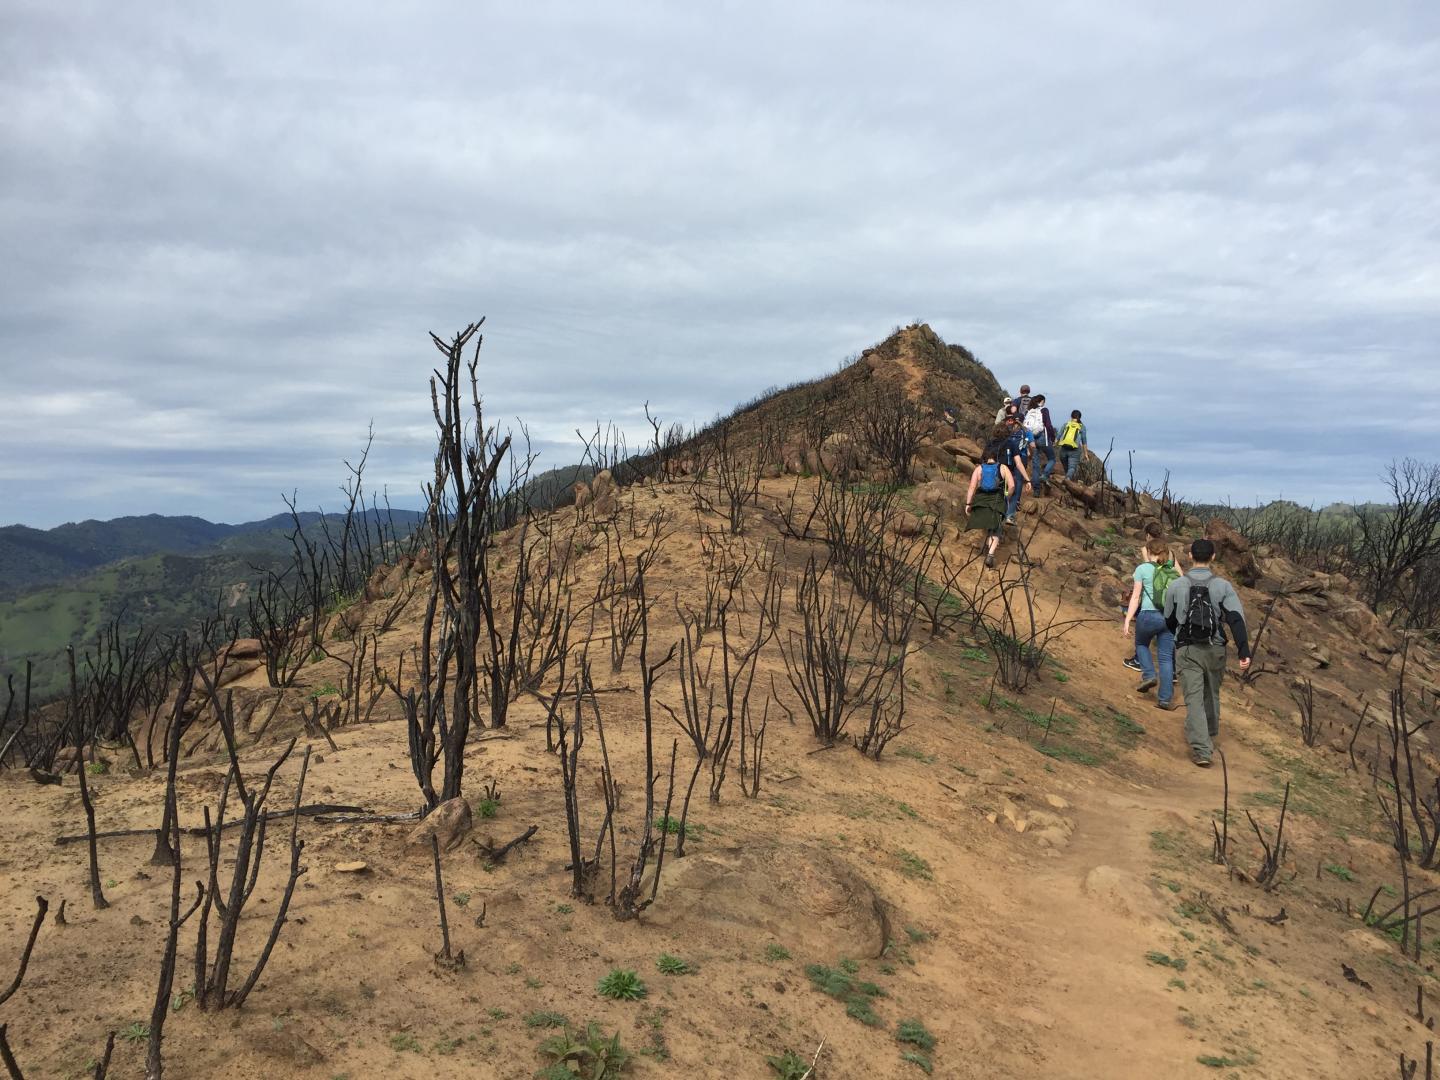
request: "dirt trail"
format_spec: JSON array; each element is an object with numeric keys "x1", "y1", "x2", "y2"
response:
[{"x1": 1014, "y1": 728, "x2": 1269, "y2": 1077}]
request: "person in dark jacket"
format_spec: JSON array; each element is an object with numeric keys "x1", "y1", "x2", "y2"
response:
[
  {"x1": 999, "y1": 417, "x2": 1032, "y2": 524},
  {"x1": 1163, "y1": 539, "x2": 1251, "y2": 767}
]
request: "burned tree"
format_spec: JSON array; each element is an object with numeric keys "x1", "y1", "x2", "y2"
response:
[
  {"x1": 192, "y1": 675, "x2": 310, "y2": 1010},
  {"x1": 392, "y1": 320, "x2": 530, "y2": 810}
]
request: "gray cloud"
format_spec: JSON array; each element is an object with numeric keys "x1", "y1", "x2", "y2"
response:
[{"x1": 1, "y1": 2, "x2": 1437, "y2": 526}]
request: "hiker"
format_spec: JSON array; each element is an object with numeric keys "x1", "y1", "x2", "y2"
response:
[
  {"x1": 1054, "y1": 409, "x2": 1087, "y2": 480},
  {"x1": 964, "y1": 442, "x2": 1015, "y2": 569},
  {"x1": 999, "y1": 417, "x2": 1032, "y2": 524},
  {"x1": 1011, "y1": 384, "x2": 1032, "y2": 417},
  {"x1": 1123, "y1": 529, "x2": 1184, "y2": 710},
  {"x1": 1023, "y1": 393, "x2": 1057, "y2": 492},
  {"x1": 993, "y1": 392, "x2": 1013, "y2": 426},
  {"x1": 1163, "y1": 538, "x2": 1251, "y2": 768}
]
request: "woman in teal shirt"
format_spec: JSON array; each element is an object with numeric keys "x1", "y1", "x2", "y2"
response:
[{"x1": 1122, "y1": 533, "x2": 1184, "y2": 709}]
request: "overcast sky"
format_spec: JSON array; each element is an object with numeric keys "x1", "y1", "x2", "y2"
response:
[{"x1": 2, "y1": 2, "x2": 1437, "y2": 528}]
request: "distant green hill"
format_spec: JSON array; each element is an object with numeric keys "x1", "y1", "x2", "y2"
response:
[
  {"x1": 0, "y1": 509, "x2": 425, "y2": 704},
  {"x1": 0, "y1": 510, "x2": 424, "y2": 598}
]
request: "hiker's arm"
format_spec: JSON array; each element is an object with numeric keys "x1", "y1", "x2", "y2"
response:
[
  {"x1": 964, "y1": 468, "x2": 980, "y2": 511},
  {"x1": 1123, "y1": 580, "x2": 1143, "y2": 633},
  {"x1": 1002, "y1": 465, "x2": 1016, "y2": 496},
  {"x1": 1224, "y1": 607, "x2": 1251, "y2": 662}
]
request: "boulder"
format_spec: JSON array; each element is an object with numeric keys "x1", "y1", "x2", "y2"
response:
[
  {"x1": 819, "y1": 433, "x2": 859, "y2": 477},
  {"x1": 573, "y1": 481, "x2": 593, "y2": 510},
  {"x1": 912, "y1": 444, "x2": 955, "y2": 471},
  {"x1": 944, "y1": 435, "x2": 984, "y2": 461},
  {"x1": 912, "y1": 480, "x2": 968, "y2": 522},
  {"x1": 890, "y1": 511, "x2": 923, "y2": 538},
  {"x1": 407, "y1": 797, "x2": 474, "y2": 853},
  {"x1": 591, "y1": 469, "x2": 615, "y2": 500},
  {"x1": 1204, "y1": 518, "x2": 1263, "y2": 587},
  {"x1": 223, "y1": 638, "x2": 263, "y2": 661}
]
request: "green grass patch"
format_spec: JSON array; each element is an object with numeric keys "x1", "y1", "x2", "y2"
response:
[
  {"x1": 806, "y1": 962, "x2": 886, "y2": 1028},
  {"x1": 895, "y1": 849, "x2": 933, "y2": 880},
  {"x1": 1145, "y1": 951, "x2": 1187, "y2": 972}
]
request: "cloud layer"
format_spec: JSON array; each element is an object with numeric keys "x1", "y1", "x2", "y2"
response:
[{"x1": 2, "y1": 2, "x2": 1437, "y2": 526}]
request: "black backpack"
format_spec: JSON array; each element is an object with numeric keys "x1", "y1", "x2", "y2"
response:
[{"x1": 1181, "y1": 582, "x2": 1220, "y2": 644}]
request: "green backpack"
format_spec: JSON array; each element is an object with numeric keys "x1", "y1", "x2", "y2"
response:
[{"x1": 1150, "y1": 560, "x2": 1180, "y2": 611}]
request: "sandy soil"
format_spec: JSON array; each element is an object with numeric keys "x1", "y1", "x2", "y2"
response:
[{"x1": 4, "y1": 405, "x2": 1438, "y2": 1079}]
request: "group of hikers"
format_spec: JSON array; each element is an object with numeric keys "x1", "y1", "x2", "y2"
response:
[
  {"x1": 957, "y1": 383, "x2": 1088, "y2": 568},
  {"x1": 953, "y1": 384, "x2": 1252, "y2": 769}
]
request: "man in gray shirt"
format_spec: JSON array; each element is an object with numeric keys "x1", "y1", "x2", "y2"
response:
[{"x1": 1162, "y1": 539, "x2": 1251, "y2": 767}]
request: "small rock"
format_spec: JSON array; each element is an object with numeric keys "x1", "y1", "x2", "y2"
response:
[
  {"x1": 1044, "y1": 794, "x2": 1070, "y2": 811},
  {"x1": 1002, "y1": 798, "x2": 1027, "y2": 833},
  {"x1": 406, "y1": 797, "x2": 475, "y2": 852},
  {"x1": 334, "y1": 862, "x2": 369, "y2": 874},
  {"x1": 1362, "y1": 1004, "x2": 1380, "y2": 1020},
  {"x1": 985, "y1": 812, "x2": 999, "y2": 825},
  {"x1": 312, "y1": 754, "x2": 325, "y2": 765}
]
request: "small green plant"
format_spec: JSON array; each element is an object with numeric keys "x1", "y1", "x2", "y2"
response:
[
  {"x1": 807, "y1": 963, "x2": 886, "y2": 1028},
  {"x1": 905, "y1": 926, "x2": 932, "y2": 944},
  {"x1": 1324, "y1": 864, "x2": 1355, "y2": 882},
  {"x1": 895, "y1": 849, "x2": 933, "y2": 880},
  {"x1": 1168, "y1": 978, "x2": 1187, "y2": 991},
  {"x1": 105, "y1": 879, "x2": 118, "y2": 890},
  {"x1": 654, "y1": 816, "x2": 701, "y2": 840},
  {"x1": 846, "y1": 998, "x2": 883, "y2": 1027},
  {"x1": 506, "y1": 962, "x2": 523, "y2": 975},
  {"x1": 536, "y1": 1023, "x2": 630, "y2": 1080},
  {"x1": 896, "y1": 1019, "x2": 936, "y2": 1051},
  {"x1": 477, "y1": 797, "x2": 500, "y2": 819},
  {"x1": 901, "y1": 1049, "x2": 934, "y2": 1074},
  {"x1": 453, "y1": 891, "x2": 471, "y2": 908},
  {"x1": 655, "y1": 954, "x2": 691, "y2": 976},
  {"x1": 764, "y1": 944, "x2": 791, "y2": 962},
  {"x1": 120, "y1": 1022, "x2": 149, "y2": 1045},
  {"x1": 556, "y1": 903, "x2": 574, "y2": 915},
  {"x1": 766, "y1": 1049, "x2": 811, "y2": 1079},
  {"x1": 170, "y1": 987, "x2": 194, "y2": 1013},
  {"x1": 488, "y1": 1007, "x2": 510, "y2": 1020},
  {"x1": 525, "y1": 977, "x2": 544, "y2": 989},
  {"x1": 433, "y1": 1035, "x2": 461, "y2": 1055},
  {"x1": 389, "y1": 1032, "x2": 422, "y2": 1053},
  {"x1": 525, "y1": 1010, "x2": 569, "y2": 1028},
  {"x1": 86, "y1": 761, "x2": 108, "y2": 776},
  {"x1": 1196, "y1": 1054, "x2": 1244, "y2": 1068},
  {"x1": 1145, "y1": 951, "x2": 1187, "y2": 972},
  {"x1": 961, "y1": 647, "x2": 987, "y2": 662},
  {"x1": 839, "y1": 958, "x2": 860, "y2": 974},
  {"x1": 895, "y1": 746, "x2": 937, "y2": 764},
  {"x1": 1052, "y1": 672, "x2": 1069, "y2": 683},
  {"x1": 596, "y1": 968, "x2": 647, "y2": 1001},
  {"x1": 311, "y1": 682, "x2": 340, "y2": 698}
]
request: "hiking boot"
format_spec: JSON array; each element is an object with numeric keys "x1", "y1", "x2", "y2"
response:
[
  {"x1": 1154, "y1": 699, "x2": 1176, "y2": 711},
  {"x1": 984, "y1": 552, "x2": 996, "y2": 569},
  {"x1": 1122, "y1": 657, "x2": 1143, "y2": 672},
  {"x1": 1190, "y1": 752, "x2": 1212, "y2": 768},
  {"x1": 1136, "y1": 678, "x2": 1157, "y2": 694}
]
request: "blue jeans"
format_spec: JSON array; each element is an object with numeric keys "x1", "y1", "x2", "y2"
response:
[
  {"x1": 1134, "y1": 610, "x2": 1175, "y2": 703},
  {"x1": 1034, "y1": 441, "x2": 1055, "y2": 488},
  {"x1": 1006, "y1": 477, "x2": 1023, "y2": 519},
  {"x1": 1057, "y1": 446, "x2": 1081, "y2": 479}
]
